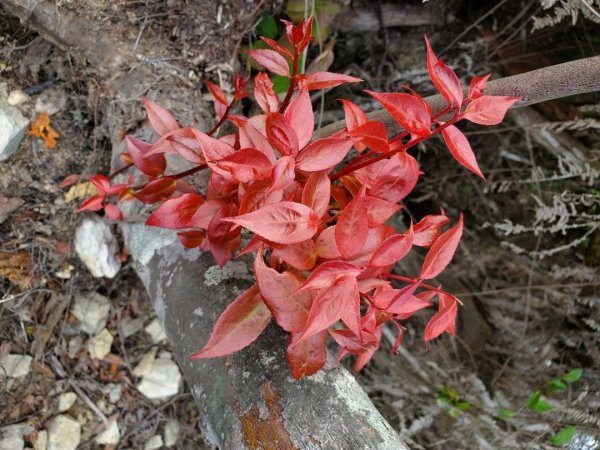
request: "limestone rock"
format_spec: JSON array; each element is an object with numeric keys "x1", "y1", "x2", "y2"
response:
[
  {"x1": 46, "y1": 415, "x2": 81, "y2": 450},
  {"x1": 144, "y1": 435, "x2": 163, "y2": 450},
  {"x1": 7, "y1": 90, "x2": 29, "y2": 106},
  {"x1": 57, "y1": 392, "x2": 77, "y2": 413},
  {"x1": 87, "y1": 328, "x2": 113, "y2": 360},
  {"x1": 74, "y1": 218, "x2": 121, "y2": 278},
  {"x1": 0, "y1": 100, "x2": 29, "y2": 161},
  {"x1": 163, "y1": 419, "x2": 181, "y2": 447},
  {"x1": 0, "y1": 354, "x2": 32, "y2": 379},
  {"x1": 95, "y1": 418, "x2": 119, "y2": 445},
  {"x1": 0, "y1": 425, "x2": 28, "y2": 450},
  {"x1": 71, "y1": 292, "x2": 111, "y2": 335},
  {"x1": 144, "y1": 318, "x2": 167, "y2": 343},
  {"x1": 137, "y1": 357, "x2": 181, "y2": 400}
]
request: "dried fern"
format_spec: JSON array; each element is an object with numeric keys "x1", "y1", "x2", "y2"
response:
[{"x1": 532, "y1": 0, "x2": 600, "y2": 30}]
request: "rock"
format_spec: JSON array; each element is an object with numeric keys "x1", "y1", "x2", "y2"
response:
[
  {"x1": 137, "y1": 357, "x2": 182, "y2": 400},
  {"x1": 0, "y1": 354, "x2": 32, "y2": 379},
  {"x1": 57, "y1": 392, "x2": 77, "y2": 412},
  {"x1": 95, "y1": 418, "x2": 119, "y2": 445},
  {"x1": 46, "y1": 415, "x2": 81, "y2": 450},
  {"x1": 74, "y1": 218, "x2": 121, "y2": 278},
  {"x1": 0, "y1": 425, "x2": 26, "y2": 450},
  {"x1": 34, "y1": 430, "x2": 47, "y2": 450},
  {"x1": 144, "y1": 318, "x2": 167, "y2": 343},
  {"x1": 133, "y1": 349, "x2": 157, "y2": 377},
  {"x1": 0, "y1": 100, "x2": 29, "y2": 162},
  {"x1": 7, "y1": 90, "x2": 30, "y2": 106},
  {"x1": 87, "y1": 328, "x2": 113, "y2": 360},
  {"x1": 35, "y1": 88, "x2": 67, "y2": 116},
  {"x1": 120, "y1": 317, "x2": 143, "y2": 338},
  {"x1": 102, "y1": 383, "x2": 123, "y2": 403},
  {"x1": 163, "y1": 419, "x2": 180, "y2": 447},
  {"x1": 71, "y1": 292, "x2": 111, "y2": 335},
  {"x1": 144, "y1": 435, "x2": 163, "y2": 450}
]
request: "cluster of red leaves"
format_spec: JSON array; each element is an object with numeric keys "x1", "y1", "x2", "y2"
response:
[{"x1": 78, "y1": 17, "x2": 520, "y2": 379}]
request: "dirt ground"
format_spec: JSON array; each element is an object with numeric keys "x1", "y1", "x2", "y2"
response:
[{"x1": 1, "y1": 1, "x2": 599, "y2": 449}]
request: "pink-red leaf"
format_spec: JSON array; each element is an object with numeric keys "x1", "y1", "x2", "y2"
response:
[
  {"x1": 370, "y1": 152, "x2": 420, "y2": 203},
  {"x1": 424, "y1": 36, "x2": 463, "y2": 107},
  {"x1": 335, "y1": 183, "x2": 368, "y2": 259},
  {"x1": 286, "y1": 331, "x2": 328, "y2": 380},
  {"x1": 419, "y1": 213, "x2": 463, "y2": 279},
  {"x1": 146, "y1": 192, "x2": 204, "y2": 229},
  {"x1": 369, "y1": 228, "x2": 414, "y2": 267},
  {"x1": 189, "y1": 285, "x2": 271, "y2": 359},
  {"x1": 349, "y1": 121, "x2": 389, "y2": 153},
  {"x1": 423, "y1": 292, "x2": 458, "y2": 348},
  {"x1": 271, "y1": 239, "x2": 316, "y2": 271},
  {"x1": 265, "y1": 112, "x2": 300, "y2": 157},
  {"x1": 143, "y1": 98, "x2": 180, "y2": 136},
  {"x1": 125, "y1": 136, "x2": 167, "y2": 177},
  {"x1": 222, "y1": 201, "x2": 318, "y2": 244},
  {"x1": 301, "y1": 171, "x2": 331, "y2": 219},
  {"x1": 314, "y1": 226, "x2": 342, "y2": 259},
  {"x1": 248, "y1": 49, "x2": 291, "y2": 77},
  {"x1": 365, "y1": 196, "x2": 402, "y2": 227},
  {"x1": 366, "y1": 91, "x2": 431, "y2": 137},
  {"x1": 297, "y1": 260, "x2": 361, "y2": 293},
  {"x1": 413, "y1": 214, "x2": 449, "y2": 247},
  {"x1": 254, "y1": 72, "x2": 280, "y2": 113},
  {"x1": 340, "y1": 99, "x2": 368, "y2": 131},
  {"x1": 303, "y1": 72, "x2": 362, "y2": 90},
  {"x1": 463, "y1": 95, "x2": 521, "y2": 126},
  {"x1": 104, "y1": 204, "x2": 122, "y2": 221},
  {"x1": 78, "y1": 194, "x2": 104, "y2": 212},
  {"x1": 468, "y1": 74, "x2": 490, "y2": 100},
  {"x1": 284, "y1": 89, "x2": 313, "y2": 149},
  {"x1": 134, "y1": 177, "x2": 177, "y2": 204},
  {"x1": 296, "y1": 136, "x2": 357, "y2": 172},
  {"x1": 211, "y1": 148, "x2": 272, "y2": 183},
  {"x1": 441, "y1": 124, "x2": 485, "y2": 180}
]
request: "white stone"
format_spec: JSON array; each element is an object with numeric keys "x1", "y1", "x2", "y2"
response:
[
  {"x1": 102, "y1": 383, "x2": 123, "y2": 403},
  {"x1": 0, "y1": 354, "x2": 32, "y2": 379},
  {"x1": 137, "y1": 357, "x2": 181, "y2": 400},
  {"x1": 74, "y1": 218, "x2": 121, "y2": 278},
  {"x1": 71, "y1": 292, "x2": 111, "y2": 335},
  {"x1": 57, "y1": 392, "x2": 77, "y2": 412},
  {"x1": 0, "y1": 425, "x2": 26, "y2": 450},
  {"x1": 34, "y1": 430, "x2": 47, "y2": 450},
  {"x1": 46, "y1": 415, "x2": 81, "y2": 450},
  {"x1": 95, "y1": 418, "x2": 120, "y2": 445},
  {"x1": 144, "y1": 318, "x2": 167, "y2": 343},
  {"x1": 133, "y1": 349, "x2": 157, "y2": 377},
  {"x1": 87, "y1": 328, "x2": 113, "y2": 360},
  {"x1": 7, "y1": 90, "x2": 29, "y2": 106},
  {"x1": 144, "y1": 435, "x2": 163, "y2": 450},
  {"x1": 0, "y1": 100, "x2": 29, "y2": 161},
  {"x1": 163, "y1": 419, "x2": 180, "y2": 447}
]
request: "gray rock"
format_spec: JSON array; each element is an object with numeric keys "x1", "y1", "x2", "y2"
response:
[
  {"x1": 0, "y1": 425, "x2": 29, "y2": 450},
  {"x1": 71, "y1": 292, "x2": 111, "y2": 335},
  {"x1": 163, "y1": 419, "x2": 181, "y2": 447},
  {"x1": 57, "y1": 392, "x2": 77, "y2": 413},
  {"x1": 0, "y1": 354, "x2": 32, "y2": 379},
  {"x1": 46, "y1": 415, "x2": 81, "y2": 450},
  {"x1": 87, "y1": 328, "x2": 113, "y2": 360},
  {"x1": 144, "y1": 435, "x2": 163, "y2": 450},
  {"x1": 0, "y1": 100, "x2": 29, "y2": 161},
  {"x1": 137, "y1": 357, "x2": 182, "y2": 400},
  {"x1": 74, "y1": 218, "x2": 121, "y2": 278},
  {"x1": 95, "y1": 418, "x2": 119, "y2": 445}
]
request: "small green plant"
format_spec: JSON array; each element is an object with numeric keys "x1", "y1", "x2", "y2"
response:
[{"x1": 436, "y1": 387, "x2": 471, "y2": 418}]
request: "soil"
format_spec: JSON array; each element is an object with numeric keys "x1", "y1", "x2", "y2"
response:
[{"x1": 1, "y1": 1, "x2": 599, "y2": 449}]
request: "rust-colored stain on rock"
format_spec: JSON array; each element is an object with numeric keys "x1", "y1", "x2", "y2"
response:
[{"x1": 239, "y1": 380, "x2": 298, "y2": 450}]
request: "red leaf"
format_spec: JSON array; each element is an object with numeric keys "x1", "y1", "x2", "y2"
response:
[
  {"x1": 205, "y1": 80, "x2": 228, "y2": 105},
  {"x1": 210, "y1": 148, "x2": 272, "y2": 183},
  {"x1": 303, "y1": 72, "x2": 362, "y2": 90},
  {"x1": 301, "y1": 171, "x2": 331, "y2": 219},
  {"x1": 296, "y1": 277, "x2": 359, "y2": 344},
  {"x1": 391, "y1": 295, "x2": 433, "y2": 319},
  {"x1": 296, "y1": 136, "x2": 357, "y2": 172},
  {"x1": 232, "y1": 117, "x2": 276, "y2": 163},
  {"x1": 419, "y1": 213, "x2": 463, "y2": 279},
  {"x1": 284, "y1": 89, "x2": 313, "y2": 149},
  {"x1": 370, "y1": 152, "x2": 419, "y2": 203},
  {"x1": 329, "y1": 329, "x2": 378, "y2": 355},
  {"x1": 270, "y1": 156, "x2": 296, "y2": 192},
  {"x1": 253, "y1": 72, "x2": 280, "y2": 113},
  {"x1": 413, "y1": 214, "x2": 449, "y2": 247},
  {"x1": 441, "y1": 124, "x2": 485, "y2": 179},
  {"x1": 366, "y1": 91, "x2": 431, "y2": 137},
  {"x1": 365, "y1": 196, "x2": 402, "y2": 227},
  {"x1": 369, "y1": 228, "x2": 414, "y2": 267},
  {"x1": 78, "y1": 194, "x2": 104, "y2": 212},
  {"x1": 206, "y1": 233, "x2": 241, "y2": 268},
  {"x1": 349, "y1": 121, "x2": 389, "y2": 153},
  {"x1": 248, "y1": 49, "x2": 291, "y2": 77},
  {"x1": 177, "y1": 230, "x2": 205, "y2": 248},
  {"x1": 424, "y1": 36, "x2": 463, "y2": 106},
  {"x1": 125, "y1": 136, "x2": 167, "y2": 177},
  {"x1": 286, "y1": 331, "x2": 328, "y2": 379},
  {"x1": 146, "y1": 192, "x2": 204, "y2": 229},
  {"x1": 238, "y1": 180, "x2": 283, "y2": 215},
  {"x1": 143, "y1": 98, "x2": 180, "y2": 136},
  {"x1": 336, "y1": 183, "x2": 368, "y2": 259},
  {"x1": 191, "y1": 127, "x2": 236, "y2": 162},
  {"x1": 260, "y1": 36, "x2": 293, "y2": 59},
  {"x1": 282, "y1": 17, "x2": 313, "y2": 53},
  {"x1": 134, "y1": 177, "x2": 177, "y2": 204},
  {"x1": 340, "y1": 99, "x2": 368, "y2": 131},
  {"x1": 207, "y1": 203, "x2": 239, "y2": 244},
  {"x1": 190, "y1": 199, "x2": 224, "y2": 229},
  {"x1": 104, "y1": 204, "x2": 122, "y2": 221},
  {"x1": 59, "y1": 174, "x2": 80, "y2": 189},
  {"x1": 463, "y1": 95, "x2": 521, "y2": 126},
  {"x1": 254, "y1": 253, "x2": 312, "y2": 332},
  {"x1": 423, "y1": 292, "x2": 458, "y2": 348},
  {"x1": 354, "y1": 326, "x2": 382, "y2": 371},
  {"x1": 372, "y1": 283, "x2": 420, "y2": 310},
  {"x1": 297, "y1": 260, "x2": 361, "y2": 293},
  {"x1": 265, "y1": 113, "x2": 300, "y2": 157},
  {"x1": 468, "y1": 74, "x2": 490, "y2": 100},
  {"x1": 189, "y1": 285, "x2": 271, "y2": 359},
  {"x1": 314, "y1": 226, "x2": 342, "y2": 259},
  {"x1": 222, "y1": 201, "x2": 318, "y2": 244},
  {"x1": 271, "y1": 239, "x2": 316, "y2": 271},
  {"x1": 168, "y1": 128, "x2": 206, "y2": 165},
  {"x1": 89, "y1": 175, "x2": 111, "y2": 194}
]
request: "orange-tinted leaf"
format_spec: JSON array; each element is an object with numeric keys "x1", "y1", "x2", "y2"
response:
[
  {"x1": 134, "y1": 177, "x2": 177, "y2": 204},
  {"x1": 189, "y1": 285, "x2": 271, "y2": 359},
  {"x1": 336, "y1": 183, "x2": 368, "y2": 259},
  {"x1": 441, "y1": 125, "x2": 485, "y2": 179},
  {"x1": 369, "y1": 228, "x2": 414, "y2": 267},
  {"x1": 286, "y1": 331, "x2": 328, "y2": 379},
  {"x1": 143, "y1": 98, "x2": 180, "y2": 136},
  {"x1": 366, "y1": 91, "x2": 431, "y2": 137},
  {"x1": 301, "y1": 171, "x2": 331, "y2": 219},
  {"x1": 463, "y1": 95, "x2": 521, "y2": 126},
  {"x1": 419, "y1": 213, "x2": 463, "y2": 279},
  {"x1": 146, "y1": 192, "x2": 204, "y2": 229},
  {"x1": 223, "y1": 201, "x2": 318, "y2": 244},
  {"x1": 423, "y1": 292, "x2": 458, "y2": 348},
  {"x1": 248, "y1": 49, "x2": 291, "y2": 77}
]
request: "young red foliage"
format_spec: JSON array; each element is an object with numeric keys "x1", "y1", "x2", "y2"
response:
[{"x1": 78, "y1": 19, "x2": 520, "y2": 378}]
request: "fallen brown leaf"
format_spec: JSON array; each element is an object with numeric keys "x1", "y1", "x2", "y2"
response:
[
  {"x1": 0, "y1": 251, "x2": 35, "y2": 288},
  {"x1": 0, "y1": 197, "x2": 25, "y2": 224}
]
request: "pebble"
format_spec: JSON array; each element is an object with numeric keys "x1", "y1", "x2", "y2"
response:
[
  {"x1": 0, "y1": 100, "x2": 29, "y2": 162},
  {"x1": 133, "y1": 349, "x2": 157, "y2": 377},
  {"x1": 34, "y1": 430, "x2": 47, "y2": 450},
  {"x1": 144, "y1": 318, "x2": 167, "y2": 343},
  {"x1": 0, "y1": 424, "x2": 31, "y2": 450},
  {"x1": 46, "y1": 415, "x2": 81, "y2": 450},
  {"x1": 57, "y1": 392, "x2": 77, "y2": 413},
  {"x1": 74, "y1": 218, "x2": 121, "y2": 278},
  {"x1": 0, "y1": 354, "x2": 32, "y2": 379},
  {"x1": 137, "y1": 357, "x2": 182, "y2": 400},
  {"x1": 95, "y1": 418, "x2": 120, "y2": 445},
  {"x1": 71, "y1": 292, "x2": 111, "y2": 335},
  {"x1": 7, "y1": 90, "x2": 29, "y2": 106},
  {"x1": 144, "y1": 435, "x2": 164, "y2": 450},
  {"x1": 102, "y1": 383, "x2": 123, "y2": 404},
  {"x1": 163, "y1": 419, "x2": 181, "y2": 447},
  {"x1": 87, "y1": 328, "x2": 113, "y2": 360}
]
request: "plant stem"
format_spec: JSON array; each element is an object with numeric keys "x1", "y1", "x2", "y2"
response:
[
  {"x1": 108, "y1": 163, "x2": 134, "y2": 180},
  {"x1": 278, "y1": 50, "x2": 299, "y2": 113},
  {"x1": 207, "y1": 100, "x2": 236, "y2": 136},
  {"x1": 383, "y1": 273, "x2": 464, "y2": 304},
  {"x1": 129, "y1": 164, "x2": 207, "y2": 191}
]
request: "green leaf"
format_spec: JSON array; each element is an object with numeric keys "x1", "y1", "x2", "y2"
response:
[
  {"x1": 271, "y1": 75, "x2": 290, "y2": 94},
  {"x1": 562, "y1": 368, "x2": 583, "y2": 383},
  {"x1": 456, "y1": 401, "x2": 471, "y2": 411},
  {"x1": 256, "y1": 14, "x2": 277, "y2": 39},
  {"x1": 531, "y1": 400, "x2": 552, "y2": 413},
  {"x1": 549, "y1": 426, "x2": 576, "y2": 446},
  {"x1": 548, "y1": 379, "x2": 567, "y2": 393},
  {"x1": 526, "y1": 391, "x2": 541, "y2": 408},
  {"x1": 497, "y1": 409, "x2": 516, "y2": 418}
]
